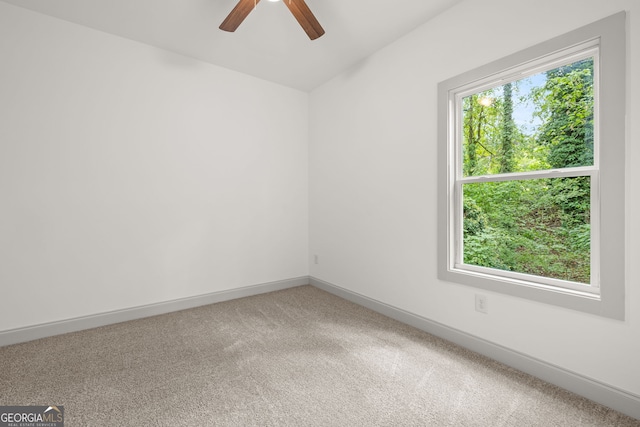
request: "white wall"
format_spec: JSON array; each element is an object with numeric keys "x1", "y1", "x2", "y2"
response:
[
  {"x1": 310, "y1": 0, "x2": 640, "y2": 397},
  {"x1": 0, "y1": 2, "x2": 309, "y2": 331}
]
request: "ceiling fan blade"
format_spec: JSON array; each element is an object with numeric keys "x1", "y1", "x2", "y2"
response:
[
  {"x1": 282, "y1": 0, "x2": 325, "y2": 40},
  {"x1": 220, "y1": 0, "x2": 260, "y2": 32}
]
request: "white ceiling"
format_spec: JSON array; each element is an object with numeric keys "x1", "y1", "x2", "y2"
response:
[{"x1": 0, "y1": 0, "x2": 462, "y2": 91}]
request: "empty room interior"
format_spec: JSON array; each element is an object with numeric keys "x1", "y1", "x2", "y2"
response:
[{"x1": 1, "y1": 0, "x2": 639, "y2": 425}]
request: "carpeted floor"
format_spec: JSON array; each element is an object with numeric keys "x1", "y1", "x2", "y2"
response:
[{"x1": 0, "y1": 285, "x2": 638, "y2": 426}]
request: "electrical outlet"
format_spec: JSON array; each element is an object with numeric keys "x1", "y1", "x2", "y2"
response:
[
  {"x1": 314, "y1": 254, "x2": 319, "y2": 265},
  {"x1": 475, "y1": 294, "x2": 488, "y2": 314}
]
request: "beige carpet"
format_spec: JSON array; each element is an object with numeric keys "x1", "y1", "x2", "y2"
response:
[{"x1": 0, "y1": 285, "x2": 638, "y2": 426}]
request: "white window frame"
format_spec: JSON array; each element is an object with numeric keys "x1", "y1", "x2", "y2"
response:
[{"x1": 437, "y1": 12, "x2": 626, "y2": 319}]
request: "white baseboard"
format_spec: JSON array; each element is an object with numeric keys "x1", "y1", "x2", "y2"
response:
[
  {"x1": 309, "y1": 276, "x2": 640, "y2": 421},
  {"x1": 2, "y1": 275, "x2": 638, "y2": 420},
  {"x1": 0, "y1": 276, "x2": 308, "y2": 347}
]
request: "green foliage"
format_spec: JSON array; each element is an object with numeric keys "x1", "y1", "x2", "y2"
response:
[
  {"x1": 499, "y1": 82, "x2": 516, "y2": 173},
  {"x1": 534, "y1": 59, "x2": 594, "y2": 169},
  {"x1": 463, "y1": 197, "x2": 487, "y2": 236},
  {"x1": 460, "y1": 58, "x2": 594, "y2": 284},
  {"x1": 462, "y1": 91, "x2": 502, "y2": 176}
]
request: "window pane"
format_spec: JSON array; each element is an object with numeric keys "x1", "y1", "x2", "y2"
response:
[
  {"x1": 462, "y1": 177, "x2": 590, "y2": 284},
  {"x1": 462, "y1": 58, "x2": 594, "y2": 177}
]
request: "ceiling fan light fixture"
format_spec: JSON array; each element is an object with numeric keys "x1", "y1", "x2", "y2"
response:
[{"x1": 220, "y1": 0, "x2": 324, "y2": 40}]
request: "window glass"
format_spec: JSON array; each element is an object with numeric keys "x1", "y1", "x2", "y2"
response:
[
  {"x1": 461, "y1": 57, "x2": 594, "y2": 178},
  {"x1": 462, "y1": 176, "x2": 591, "y2": 284}
]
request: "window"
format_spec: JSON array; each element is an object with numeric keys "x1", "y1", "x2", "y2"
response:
[{"x1": 438, "y1": 13, "x2": 626, "y2": 319}]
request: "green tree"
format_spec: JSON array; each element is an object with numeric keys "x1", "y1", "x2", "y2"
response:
[
  {"x1": 499, "y1": 82, "x2": 516, "y2": 173},
  {"x1": 462, "y1": 91, "x2": 499, "y2": 176},
  {"x1": 534, "y1": 58, "x2": 594, "y2": 227},
  {"x1": 535, "y1": 58, "x2": 594, "y2": 169}
]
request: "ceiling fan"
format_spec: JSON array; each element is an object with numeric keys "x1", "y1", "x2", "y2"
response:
[{"x1": 220, "y1": 0, "x2": 325, "y2": 40}]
